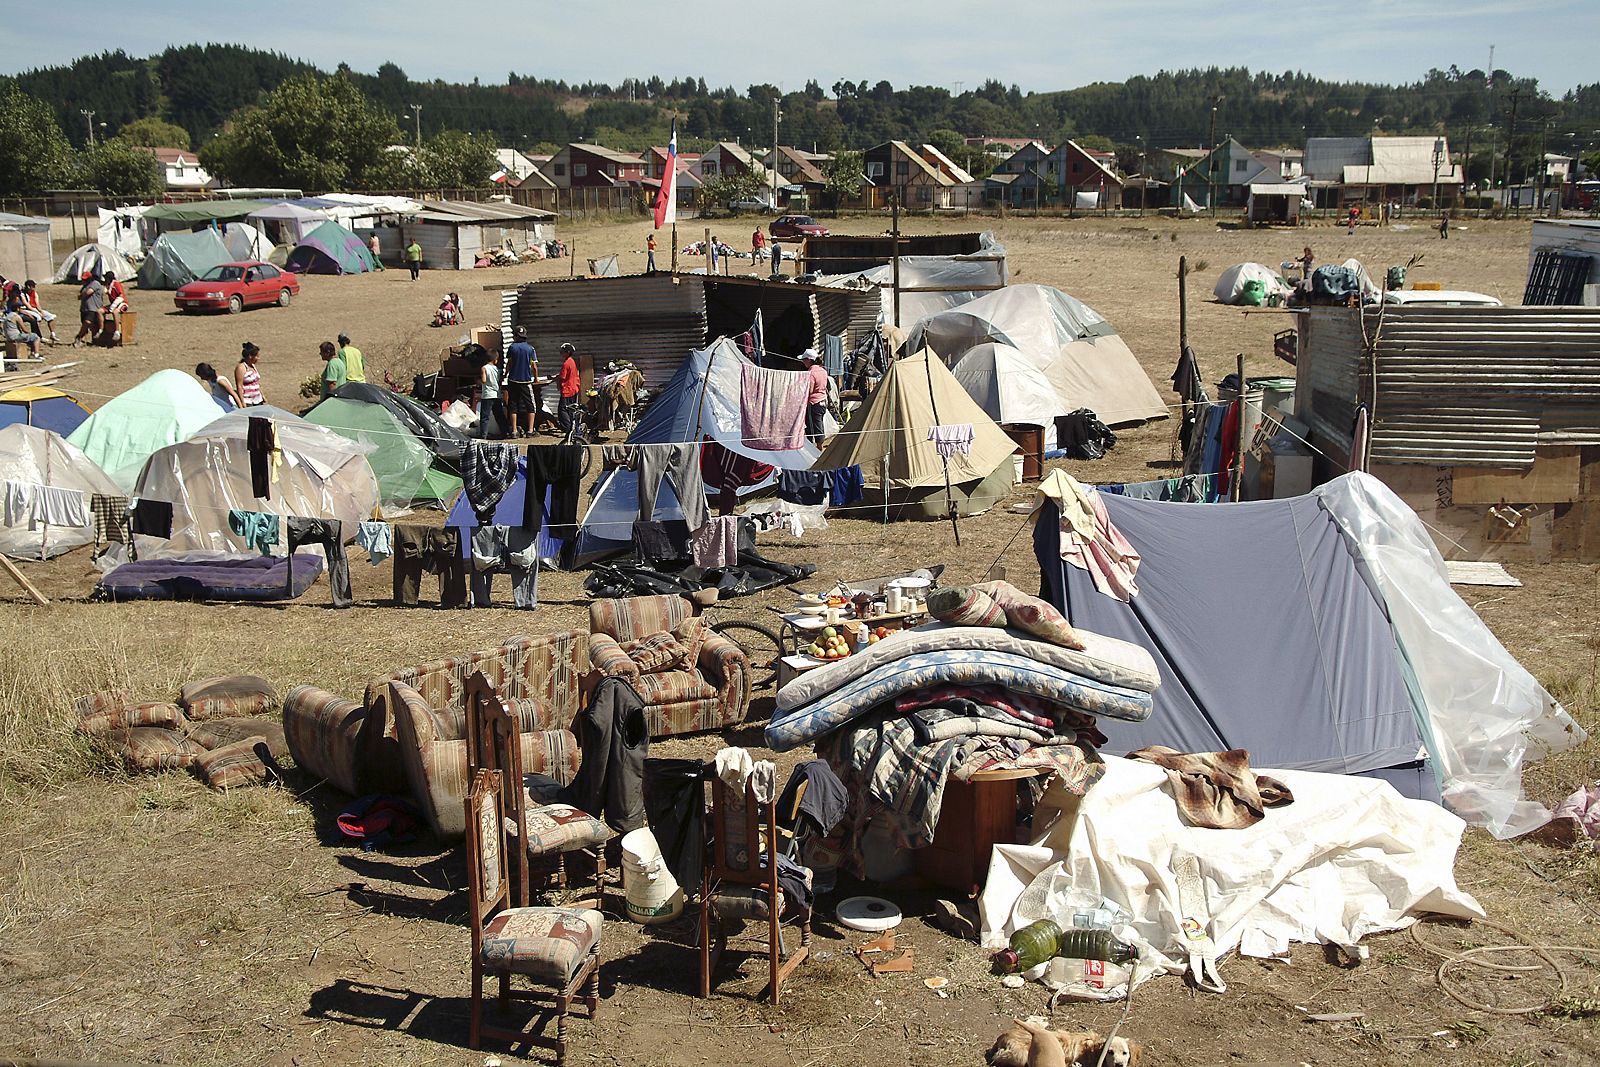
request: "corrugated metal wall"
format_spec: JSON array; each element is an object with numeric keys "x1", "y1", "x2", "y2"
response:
[
  {"x1": 512, "y1": 274, "x2": 707, "y2": 386},
  {"x1": 1298, "y1": 305, "x2": 1600, "y2": 468}
]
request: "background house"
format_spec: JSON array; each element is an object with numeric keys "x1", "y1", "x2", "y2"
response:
[
  {"x1": 1172, "y1": 138, "x2": 1274, "y2": 208},
  {"x1": 695, "y1": 142, "x2": 772, "y2": 184},
  {"x1": 1046, "y1": 140, "x2": 1125, "y2": 209},
  {"x1": 1303, "y1": 136, "x2": 1461, "y2": 207},
  {"x1": 862, "y1": 141, "x2": 955, "y2": 208},
  {"x1": 985, "y1": 141, "x2": 1052, "y2": 207},
  {"x1": 147, "y1": 148, "x2": 215, "y2": 192},
  {"x1": 545, "y1": 144, "x2": 647, "y2": 188}
]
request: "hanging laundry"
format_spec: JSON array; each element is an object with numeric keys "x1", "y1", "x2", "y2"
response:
[
  {"x1": 777, "y1": 469, "x2": 828, "y2": 506},
  {"x1": 90, "y1": 493, "x2": 130, "y2": 546},
  {"x1": 689, "y1": 514, "x2": 740, "y2": 568},
  {"x1": 739, "y1": 362, "x2": 809, "y2": 451},
  {"x1": 227, "y1": 509, "x2": 281, "y2": 554},
  {"x1": 246, "y1": 417, "x2": 275, "y2": 500},
  {"x1": 1215, "y1": 399, "x2": 1242, "y2": 496},
  {"x1": 526, "y1": 444, "x2": 583, "y2": 538},
  {"x1": 633, "y1": 443, "x2": 708, "y2": 532},
  {"x1": 355, "y1": 520, "x2": 393, "y2": 564},
  {"x1": 26, "y1": 485, "x2": 86, "y2": 529},
  {"x1": 700, "y1": 440, "x2": 774, "y2": 516},
  {"x1": 927, "y1": 424, "x2": 974, "y2": 459},
  {"x1": 469, "y1": 525, "x2": 540, "y2": 608},
  {"x1": 392, "y1": 524, "x2": 469, "y2": 608},
  {"x1": 2, "y1": 482, "x2": 33, "y2": 526},
  {"x1": 632, "y1": 519, "x2": 679, "y2": 563},
  {"x1": 459, "y1": 441, "x2": 519, "y2": 524},
  {"x1": 823, "y1": 334, "x2": 846, "y2": 378},
  {"x1": 829, "y1": 465, "x2": 865, "y2": 508},
  {"x1": 128, "y1": 498, "x2": 172, "y2": 538},
  {"x1": 285, "y1": 517, "x2": 351, "y2": 608},
  {"x1": 1038, "y1": 470, "x2": 1141, "y2": 601}
]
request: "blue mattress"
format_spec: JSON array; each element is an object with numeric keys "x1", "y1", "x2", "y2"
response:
[
  {"x1": 97, "y1": 554, "x2": 324, "y2": 602},
  {"x1": 765, "y1": 648, "x2": 1154, "y2": 752}
]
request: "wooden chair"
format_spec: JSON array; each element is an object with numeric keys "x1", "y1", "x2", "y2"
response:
[
  {"x1": 699, "y1": 774, "x2": 810, "y2": 1005},
  {"x1": 465, "y1": 673, "x2": 610, "y2": 908},
  {"x1": 463, "y1": 769, "x2": 602, "y2": 1064}
]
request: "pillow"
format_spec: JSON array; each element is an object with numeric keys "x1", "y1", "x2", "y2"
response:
[
  {"x1": 119, "y1": 727, "x2": 204, "y2": 774},
  {"x1": 975, "y1": 580, "x2": 1086, "y2": 652},
  {"x1": 180, "y1": 675, "x2": 279, "y2": 721},
  {"x1": 74, "y1": 690, "x2": 132, "y2": 720},
  {"x1": 187, "y1": 716, "x2": 289, "y2": 761},
  {"x1": 523, "y1": 803, "x2": 614, "y2": 853},
  {"x1": 196, "y1": 736, "x2": 274, "y2": 790},
  {"x1": 926, "y1": 585, "x2": 1006, "y2": 628},
  {"x1": 673, "y1": 615, "x2": 709, "y2": 668},
  {"x1": 79, "y1": 700, "x2": 184, "y2": 737},
  {"x1": 622, "y1": 632, "x2": 688, "y2": 674}
]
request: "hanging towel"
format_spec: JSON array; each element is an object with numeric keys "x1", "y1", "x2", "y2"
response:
[
  {"x1": 1038, "y1": 470, "x2": 1141, "y2": 601},
  {"x1": 928, "y1": 424, "x2": 974, "y2": 459},
  {"x1": 3, "y1": 481, "x2": 35, "y2": 526},
  {"x1": 739, "y1": 362, "x2": 809, "y2": 451},
  {"x1": 227, "y1": 509, "x2": 280, "y2": 554},
  {"x1": 29, "y1": 485, "x2": 87, "y2": 529},
  {"x1": 823, "y1": 334, "x2": 846, "y2": 378},
  {"x1": 128, "y1": 498, "x2": 172, "y2": 538},
  {"x1": 246, "y1": 417, "x2": 275, "y2": 500},
  {"x1": 459, "y1": 441, "x2": 519, "y2": 524},
  {"x1": 355, "y1": 521, "x2": 393, "y2": 564},
  {"x1": 689, "y1": 514, "x2": 740, "y2": 568}
]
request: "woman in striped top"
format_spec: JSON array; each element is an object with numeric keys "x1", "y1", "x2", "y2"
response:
[{"x1": 235, "y1": 342, "x2": 264, "y2": 406}]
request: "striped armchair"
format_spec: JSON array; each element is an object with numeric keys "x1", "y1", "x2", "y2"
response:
[
  {"x1": 588, "y1": 596, "x2": 749, "y2": 738},
  {"x1": 284, "y1": 632, "x2": 589, "y2": 812}
]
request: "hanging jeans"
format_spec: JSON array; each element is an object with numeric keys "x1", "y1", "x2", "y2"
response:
[
  {"x1": 469, "y1": 525, "x2": 540, "y2": 608},
  {"x1": 392, "y1": 524, "x2": 469, "y2": 608},
  {"x1": 285, "y1": 517, "x2": 351, "y2": 607},
  {"x1": 526, "y1": 444, "x2": 583, "y2": 538},
  {"x1": 562, "y1": 675, "x2": 649, "y2": 833}
]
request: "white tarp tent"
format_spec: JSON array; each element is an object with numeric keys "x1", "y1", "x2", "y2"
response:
[
  {"x1": 0, "y1": 424, "x2": 122, "y2": 560},
  {"x1": 247, "y1": 203, "x2": 328, "y2": 247},
  {"x1": 222, "y1": 221, "x2": 275, "y2": 262},
  {"x1": 97, "y1": 206, "x2": 150, "y2": 258},
  {"x1": 52, "y1": 243, "x2": 138, "y2": 284},
  {"x1": 1213, "y1": 262, "x2": 1293, "y2": 305}
]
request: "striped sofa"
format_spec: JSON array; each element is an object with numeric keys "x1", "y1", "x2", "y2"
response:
[
  {"x1": 284, "y1": 632, "x2": 588, "y2": 833},
  {"x1": 588, "y1": 596, "x2": 749, "y2": 738}
]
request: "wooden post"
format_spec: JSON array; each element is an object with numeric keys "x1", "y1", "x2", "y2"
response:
[
  {"x1": 891, "y1": 195, "x2": 902, "y2": 328},
  {"x1": 704, "y1": 226, "x2": 712, "y2": 276},
  {"x1": 1233, "y1": 352, "x2": 1246, "y2": 502},
  {"x1": 570, "y1": 241, "x2": 576, "y2": 277},
  {"x1": 1178, "y1": 256, "x2": 1189, "y2": 353},
  {"x1": 0, "y1": 555, "x2": 48, "y2": 606}
]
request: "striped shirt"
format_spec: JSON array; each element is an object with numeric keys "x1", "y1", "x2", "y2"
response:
[{"x1": 239, "y1": 364, "x2": 263, "y2": 406}]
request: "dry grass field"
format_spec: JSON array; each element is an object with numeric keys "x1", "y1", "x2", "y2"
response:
[{"x1": 1, "y1": 211, "x2": 1597, "y2": 1066}]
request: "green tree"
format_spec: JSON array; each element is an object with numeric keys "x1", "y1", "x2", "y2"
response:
[
  {"x1": 415, "y1": 129, "x2": 499, "y2": 187},
  {"x1": 0, "y1": 86, "x2": 80, "y2": 195},
  {"x1": 700, "y1": 169, "x2": 767, "y2": 209},
  {"x1": 199, "y1": 72, "x2": 402, "y2": 191},
  {"x1": 115, "y1": 116, "x2": 192, "y2": 149},
  {"x1": 821, "y1": 149, "x2": 866, "y2": 209},
  {"x1": 83, "y1": 139, "x2": 164, "y2": 196}
]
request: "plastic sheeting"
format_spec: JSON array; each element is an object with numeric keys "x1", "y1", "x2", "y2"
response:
[
  {"x1": 1313, "y1": 472, "x2": 1586, "y2": 838},
  {"x1": 817, "y1": 231, "x2": 1010, "y2": 322},
  {"x1": 97, "y1": 206, "x2": 149, "y2": 258},
  {"x1": 979, "y1": 756, "x2": 1483, "y2": 995},
  {"x1": 132, "y1": 407, "x2": 380, "y2": 557},
  {"x1": 136, "y1": 230, "x2": 231, "y2": 290},
  {"x1": 67, "y1": 369, "x2": 225, "y2": 490},
  {"x1": 221, "y1": 222, "x2": 275, "y2": 263},
  {"x1": 0, "y1": 424, "x2": 122, "y2": 560},
  {"x1": 302, "y1": 396, "x2": 461, "y2": 507},
  {"x1": 1213, "y1": 263, "x2": 1293, "y2": 305}
]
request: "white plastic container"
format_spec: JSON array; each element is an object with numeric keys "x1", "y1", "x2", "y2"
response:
[{"x1": 620, "y1": 827, "x2": 685, "y2": 924}]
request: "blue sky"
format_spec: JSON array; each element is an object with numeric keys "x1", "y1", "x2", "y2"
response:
[{"x1": 3, "y1": 1, "x2": 1594, "y2": 93}]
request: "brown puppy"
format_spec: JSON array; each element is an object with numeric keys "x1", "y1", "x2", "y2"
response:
[{"x1": 986, "y1": 1021, "x2": 1144, "y2": 1067}]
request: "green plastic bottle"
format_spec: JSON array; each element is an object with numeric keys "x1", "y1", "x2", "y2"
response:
[{"x1": 994, "y1": 922, "x2": 1140, "y2": 973}]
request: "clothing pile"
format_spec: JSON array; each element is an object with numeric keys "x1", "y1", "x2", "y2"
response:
[{"x1": 764, "y1": 580, "x2": 1160, "y2": 874}]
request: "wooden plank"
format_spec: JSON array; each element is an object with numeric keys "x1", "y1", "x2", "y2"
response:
[{"x1": 1452, "y1": 447, "x2": 1581, "y2": 504}]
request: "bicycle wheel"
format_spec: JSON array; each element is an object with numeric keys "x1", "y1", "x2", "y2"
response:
[{"x1": 708, "y1": 619, "x2": 784, "y2": 695}]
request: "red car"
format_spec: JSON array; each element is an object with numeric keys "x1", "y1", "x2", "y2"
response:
[
  {"x1": 768, "y1": 215, "x2": 829, "y2": 241},
  {"x1": 174, "y1": 262, "x2": 299, "y2": 314}
]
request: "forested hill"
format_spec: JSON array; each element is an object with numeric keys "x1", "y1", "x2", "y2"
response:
[{"x1": 7, "y1": 44, "x2": 1598, "y2": 156}]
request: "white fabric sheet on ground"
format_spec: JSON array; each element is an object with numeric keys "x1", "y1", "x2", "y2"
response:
[{"x1": 979, "y1": 756, "x2": 1482, "y2": 993}]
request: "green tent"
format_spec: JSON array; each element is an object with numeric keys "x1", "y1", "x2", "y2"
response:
[
  {"x1": 284, "y1": 220, "x2": 379, "y2": 275},
  {"x1": 302, "y1": 396, "x2": 461, "y2": 507},
  {"x1": 136, "y1": 229, "x2": 232, "y2": 290},
  {"x1": 141, "y1": 200, "x2": 272, "y2": 223},
  {"x1": 66, "y1": 369, "x2": 224, "y2": 490}
]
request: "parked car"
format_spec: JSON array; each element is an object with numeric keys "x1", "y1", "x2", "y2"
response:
[
  {"x1": 769, "y1": 215, "x2": 829, "y2": 240},
  {"x1": 174, "y1": 262, "x2": 300, "y2": 314},
  {"x1": 729, "y1": 193, "x2": 777, "y2": 213}
]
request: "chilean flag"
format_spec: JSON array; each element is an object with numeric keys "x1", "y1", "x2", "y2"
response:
[{"x1": 655, "y1": 120, "x2": 678, "y2": 229}]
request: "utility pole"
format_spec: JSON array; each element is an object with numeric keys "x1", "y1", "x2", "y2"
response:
[
  {"x1": 1504, "y1": 88, "x2": 1520, "y2": 208},
  {"x1": 771, "y1": 97, "x2": 782, "y2": 208},
  {"x1": 80, "y1": 109, "x2": 96, "y2": 147},
  {"x1": 1431, "y1": 136, "x2": 1444, "y2": 208},
  {"x1": 1207, "y1": 95, "x2": 1223, "y2": 216},
  {"x1": 410, "y1": 103, "x2": 423, "y2": 151}
]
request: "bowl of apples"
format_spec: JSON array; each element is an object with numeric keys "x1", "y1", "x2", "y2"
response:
[{"x1": 805, "y1": 626, "x2": 853, "y2": 661}]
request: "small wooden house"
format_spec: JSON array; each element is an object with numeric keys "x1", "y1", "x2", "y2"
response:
[{"x1": 862, "y1": 141, "x2": 955, "y2": 209}]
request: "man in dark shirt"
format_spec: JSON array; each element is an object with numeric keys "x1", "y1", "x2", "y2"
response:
[
  {"x1": 504, "y1": 326, "x2": 538, "y2": 437},
  {"x1": 74, "y1": 273, "x2": 105, "y2": 346}
]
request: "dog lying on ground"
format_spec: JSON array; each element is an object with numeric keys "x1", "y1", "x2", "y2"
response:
[{"x1": 986, "y1": 1019, "x2": 1143, "y2": 1067}]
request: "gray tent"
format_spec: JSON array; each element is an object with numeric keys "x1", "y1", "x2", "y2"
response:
[
  {"x1": 1034, "y1": 472, "x2": 1582, "y2": 838},
  {"x1": 136, "y1": 229, "x2": 231, "y2": 290}
]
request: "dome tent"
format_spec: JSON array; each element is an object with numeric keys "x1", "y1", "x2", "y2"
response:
[
  {"x1": 52, "y1": 243, "x2": 137, "y2": 283},
  {"x1": 301, "y1": 395, "x2": 462, "y2": 508},
  {"x1": 66, "y1": 369, "x2": 223, "y2": 490},
  {"x1": 132, "y1": 406, "x2": 380, "y2": 558},
  {"x1": 136, "y1": 230, "x2": 231, "y2": 290},
  {"x1": 284, "y1": 220, "x2": 378, "y2": 275},
  {"x1": 0, "y1": 385, "x2": 92, "y2": 437},
  {"x1": 0, "y1": 425, "x2": 122, "y2": 560},
  {"x1": 950, "y1": 341, "x2": 1066, "y2": 428}
]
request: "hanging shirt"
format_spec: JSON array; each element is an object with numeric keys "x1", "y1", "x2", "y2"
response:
[
  {"x1": 227, "y1": 509, "x2": 281, "y2": 554},
  {"x1": 355, "y1": 520, "x2": 393, "y2": 564},
  {"x1": 928, "y1": 424, "x2": 974, "y2": 458}
]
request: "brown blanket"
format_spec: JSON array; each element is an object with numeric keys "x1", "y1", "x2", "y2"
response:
[{"x1": 1127, "y1": 745, "x2": 1293, "y2": 830}]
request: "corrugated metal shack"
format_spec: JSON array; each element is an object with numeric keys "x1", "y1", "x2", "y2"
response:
[
  {"x1": 801, "y1": 232, "x2": 988, "y2": 275},
  {"x1": 1295, "y1": 303, "x2": 1600, "y2": 560},
  {"x1": 383, "y1": 200, "x2": 557, "y2": 270},
  {"x1": 491, "y1": 272, "x2": 881, "y2": 387}
]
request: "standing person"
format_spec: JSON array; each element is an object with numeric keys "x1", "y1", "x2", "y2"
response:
[
  {"x1": 319, "y1": 340, "x2": 347, "y2": 399},
  {"x1": 367, "y1": 231, "x2": 384, "y2": 269},
  {"x1": 1298, "y1": 245, "x2": 1315, "y2": 286},
  {"x1": 336, "y1": 333, "x2": 366, "y2": 383},
  {"x1": 405, "y1": 237, "x2": 423, "y2": 281},
  {"x1": 751, "y1": 226, "x2": 766, "y2": 261},
  {"x1": 236, "y1": 342, "x2": 265, "y2": 407},
  {"x1": 504, "y1": 325, "x2": 538, "y2": 437},
  {"x1": 476, "y1": 346, "x2": 503, "y2": 439},
  {"x1": 646, "y1": 232, "x2": 657, "y2": 272},
  {"x1": 802, "y1": 350, "x2": 828, "y2": 443},
  {"x1": 555, "y1": 342, "x2": 581, "y2": 434},
  {"x1": 1346, "y1": 205, "x2": 1359, "y2": 235},
  {"x1": 1438, "y1": 212, "x2": 1450, "y2": 240},
  {"x1": 73, "y1": 271, "x2": 104, "y2": 346},
  {"x1": 708, "y1": 234, "x2": 720, "y2": 274},
  {"x1": 20, "y1": 280, "x2": 58, "y2": 343},
  {"x1": 196, "y1": 362, "x2": 241, "y2": 411}
]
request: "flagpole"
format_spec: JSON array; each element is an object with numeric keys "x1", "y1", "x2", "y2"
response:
[{"x1": 670, "y1": 220, "x2": 677, "y2": 273}]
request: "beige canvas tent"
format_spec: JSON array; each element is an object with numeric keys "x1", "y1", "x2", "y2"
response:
[{"x1": 813, "y1": 348, "x2": 1017, "y2": 519}]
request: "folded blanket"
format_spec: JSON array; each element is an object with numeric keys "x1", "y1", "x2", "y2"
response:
[
  {"x1": 776, "y1": 623, "x2": 1159, "y2": 715},
  {"x1": 767, "y1": 648, "x2": 1154, "y2": 752},
  {"x1": 896, "y1": 685, "x2": 1101, "y2": 735},
  {"x1": 1127, "y1": 745, "x2": 1294, "y2": 830},
  {"x1": 910, "y1": 706, "x2": 1055, "y2": 746}
]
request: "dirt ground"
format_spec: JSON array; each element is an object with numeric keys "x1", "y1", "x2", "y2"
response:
[{"x1": 2, "y1": 212, "x2": 1598, "y2": 1066}]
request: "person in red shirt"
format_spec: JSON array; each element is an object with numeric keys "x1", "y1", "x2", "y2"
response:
[
  {"x1": 751, "y1": 227, "x2": 766, "y2": 259},
  {"x1": 802, "y1": 350, "x2": 829, "y2": 442},
  {"x1": 556, "y1": 342, "x2": 582, "y2": 434}
]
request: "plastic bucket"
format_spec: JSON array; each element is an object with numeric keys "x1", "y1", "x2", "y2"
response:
[{"x1": 621, "y1": 827, "x2": 685, "y2": 924}]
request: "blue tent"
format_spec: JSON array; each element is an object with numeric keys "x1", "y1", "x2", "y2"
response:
[
  {"x1": 0, "y1": 387, "x2": 92, "y2": 437},
  {"x1": 445, "y1": 453, "x2": 563, "y2": 562}
]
